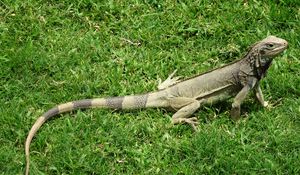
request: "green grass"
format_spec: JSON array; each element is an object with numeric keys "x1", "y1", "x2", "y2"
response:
[{"x1": 1, "y1": 0, "x2": 300, "y2": 174}]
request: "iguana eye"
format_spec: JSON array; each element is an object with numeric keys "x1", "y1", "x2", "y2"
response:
[{"x1": 267, "y1": 43, "x2": 274, "y2": 48}]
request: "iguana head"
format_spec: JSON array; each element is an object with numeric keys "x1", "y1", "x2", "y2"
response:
[
  {"x1": 247, "y1": 36, "x2": 288, "y2": 78},
  {"x1": 255, "y1": 35, "x2": 288, "y2": 58}
]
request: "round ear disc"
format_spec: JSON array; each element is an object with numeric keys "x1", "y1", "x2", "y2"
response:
[{"x1": 259, "y1": 49, "x2": 266, "y2": 54}]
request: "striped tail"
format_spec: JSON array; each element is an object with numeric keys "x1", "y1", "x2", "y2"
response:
[{"x1": 24, "y1": 92, "x2": 167, "y2": 175}]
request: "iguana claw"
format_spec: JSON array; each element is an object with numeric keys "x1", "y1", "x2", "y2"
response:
[
  {"x1": 158, "y1": 70, "x2": 182, "y2": 90},
  {"x1": 182, "y1": 117, "x2": 199, "y2": 131}
]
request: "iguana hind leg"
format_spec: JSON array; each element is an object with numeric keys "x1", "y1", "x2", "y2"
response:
[
  {"x1": 158, "y1": 70, "x2": 182, "y2": 90},
  {"x1": 170, "y1": 97, "x2": 201, "y2": 130}
]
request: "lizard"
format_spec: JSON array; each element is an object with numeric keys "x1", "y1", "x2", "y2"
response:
[{"x1": 25, "y1": 35, "x2": 288, "y2": 175}]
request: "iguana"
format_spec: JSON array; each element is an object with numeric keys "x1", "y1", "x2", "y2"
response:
[{"x1": 25, "y1": 36, "x2": 288, "y2": 174}]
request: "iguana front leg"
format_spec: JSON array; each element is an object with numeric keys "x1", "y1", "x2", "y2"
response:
[
  {"x1": 170, "y1": 97, "x2": 201, "y2": 130},
  {"x1": 254, "y1": 84, "x2": 268, "y2": 107},
  {"x1": 158, "y1": 70, "x2": 181, "y2": 90},
  {"x1": 230, "y1": 85, "x2": 252, "y2": 120}
]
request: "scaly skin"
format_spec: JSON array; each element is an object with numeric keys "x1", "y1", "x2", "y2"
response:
[{"x1": 25, "y1": 36, "x2": 288, "y2": 175}]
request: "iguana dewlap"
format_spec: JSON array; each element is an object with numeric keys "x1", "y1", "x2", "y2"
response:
[{"x1": 25, "y1": 36, "x2": 288, "y2": 175}]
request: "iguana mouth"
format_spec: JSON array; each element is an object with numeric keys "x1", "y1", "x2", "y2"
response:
[
  {"x1": 272, "y1": 45, "x2": 288, "y2": 56},
  {"x1": 269, "y1": 40, "x2": 288, "y2": 56}
]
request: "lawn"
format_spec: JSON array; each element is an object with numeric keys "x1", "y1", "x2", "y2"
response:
[{"x1": 1, "y1": 0, "x2": 299, "y2": 174}]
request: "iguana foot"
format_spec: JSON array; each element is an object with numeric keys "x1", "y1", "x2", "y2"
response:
[
  {"x1": 183, "y1": 117, "x2": 199, "y2": 130},
  {"x1": 173, "y1": 117, "x2": 199, "y2": 130},
  {"x1": 263, "y1": 101, "x2": 269, "y2": 108},
  {"x1": 158, "y1": 70, "x2": 182, "y2": 90}
]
